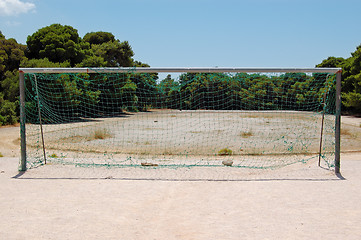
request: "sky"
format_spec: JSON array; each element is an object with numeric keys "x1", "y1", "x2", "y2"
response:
[{"x1": 1, "y1": 0, "x2": 361, "y2": 68}]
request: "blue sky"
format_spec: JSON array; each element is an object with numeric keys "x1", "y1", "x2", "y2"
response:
[{"x1": 1, "y1": 0, "x2": 361, "y2": 68}]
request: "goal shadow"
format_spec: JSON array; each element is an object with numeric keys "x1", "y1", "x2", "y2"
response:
[{"x1": 13, "y1": 161, "x2": 345, "y2": 182}]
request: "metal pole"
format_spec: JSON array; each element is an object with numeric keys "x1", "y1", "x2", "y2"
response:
[
  {"x1": 318, "y1": 90, "x2": 327, "y2": 166},
  {"x1": 19, "y1": 71, "x2": 27, "y2": 171},
  {"x1": 335, "y1": 71, "x2": 342, "y2": 174},
  {"x1": 19, "y1": 67, "x2": 342, "y2": 74},
  {"x1": 33, "y1": 75, "x2": 47, "y2": 165}
]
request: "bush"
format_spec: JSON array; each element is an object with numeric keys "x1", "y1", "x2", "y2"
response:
[
  {"x1": 91, "y1": 128, "x2": 112, "y2": 140},
  {"x1": 0, "y1": 100, "x2": 18, "y2": 125},
  {"x1": 218, "y1": 148, "x2": 233, "y2": 156}
]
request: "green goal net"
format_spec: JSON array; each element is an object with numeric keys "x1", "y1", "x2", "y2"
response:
[{"x1": 19, "y1": 67, "x2": 341, "y2": 175}]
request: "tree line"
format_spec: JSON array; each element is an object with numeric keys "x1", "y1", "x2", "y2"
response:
[
  {"x1": 24, "y1": 70, "x2": 334, "y2": 124},
  {"x1": 1, "y1": 23, "x2": 361, "y2": 125},
  {"x1": 0, "y1": 24, "x2": 145, "y2": 125},
  {"x1": 317, "y1": 46, "x2": 361, "y2": 113}
]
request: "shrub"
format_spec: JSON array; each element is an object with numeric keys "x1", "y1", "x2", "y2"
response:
[
  {"x1": 218, "y1": 148, "x2": 233, "y2": 156},
  {"x1": 92, "y1": 128, "x2": 112, "y2": 140},
  {"x1": 0, "y1": 100, "x2": 18, "y2": 126},
  {"x1": 240, "y1": 130, "x2": 253, "y2": 138}
]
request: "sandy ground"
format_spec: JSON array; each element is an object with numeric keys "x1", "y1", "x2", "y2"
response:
[
  {"x1": 24, "y1": 110, "x2": 361, "y2": 170},
  {"x1": 1, "y1": 116, "x2": 361, "y2": 239}
]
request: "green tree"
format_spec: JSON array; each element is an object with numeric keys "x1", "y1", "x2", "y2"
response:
[
  {"x1": 0, "y1": 37, "x2": 27, "y2": 77},
  {"x1": 0, "y1": 26, "x2": 150, "y2": 125},
  {"x1": 317, "y1": 57, "x2": 345, "y2": 68},
  {"x1": 158, "y1": 74, "x2": 180, "y2": 108},
  {"x1": 83, "y1": 32, "x2": 115, "y2": 45},
  {"x1": 318, "y1": 44, "x2": 361, "y2": 112},
  {"x1": 177, "y1": 73, "x2": 236, "y2": 110},
  {"x1": 341, "y1": 45, "x2": 361, "y2": 111},
  {"x1": 75, "y1": 55, "x2": 107, "y2": 67},
  {"x1": 0, "y1": 97, "x2": 18, "y2": 125},
  {"x1": 81, "y1": 31, "x2": 135, "y2": 67},
  {"x1": 21, "y1": 58, "x2": 103, "y2": 122},
  {"x1": 90, "y1": 40, "x2": 134, "y2": 67},
  {"x1": 21, "y1": 58, "x2": 71, "y2": 68},
  {"x1": 26, "y1": 24, "x2": 89, "y2": 66},
  {"x1": 1, "y1": 70, "x2": 20, "y2": 102},
  {"x1": 0, "y1": 34, "x2": 27, "y2": 125}
]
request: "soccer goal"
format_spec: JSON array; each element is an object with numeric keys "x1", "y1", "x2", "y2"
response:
[{"x1": 19, "y1": 67, "x2": 342, "y2": 174}]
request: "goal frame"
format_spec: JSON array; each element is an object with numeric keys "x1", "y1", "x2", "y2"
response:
[{"x1": 18, "y1": 67, "x2": 342, "y2": 173}]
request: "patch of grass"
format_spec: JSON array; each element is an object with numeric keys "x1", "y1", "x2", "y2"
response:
[
  {"x1": 242, "y1": 114, "x2": 258, "y2": 118},
  {"x1": 190, "y1": 131, "x2": 202, "y2": 134},
  {"x1": 162, "y1": 150, "x2": 173, "y2": 155},
  {"x1": 218, "y1": 148, "x2": 233, "y2": 156},
  {"x1": 13, "y1": 137, "x2": 20, "y2": 145},
  {"x1": 49, "y1": 153, "x2": 58, "y2": 158},
  {"x1": 92, "y1": 128, "x2": 112, "y2": 140},
  {"x1": 240, "y1": 130, "x2": 253, "y2": 138},
  {"x1": 60, "y1": 135, "x2": 83, "y2": 143},
  {"x1": 135, "y1": 141, "x2": 152, "y2": 145},
  {"x1": 139, "y1": 151, "x2": 150, "y2": 155},
  {"x1": 0, "y1": 152, "x2": 3, "y2": 157},
  {"x1": 341, "y1": 128, "x2": 352, "y2": 136},
  {"x1": 341, "y1": 127, "x2": 360, "y2": 139}
]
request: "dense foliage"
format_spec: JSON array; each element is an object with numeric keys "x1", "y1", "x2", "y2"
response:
[
  {"x1": 317, "y1": 44, "x2": 361, "y2": 112},
  {"x1": 24, "y1": 71, "x2": 334, "y2": 124},
  {"x1": 157, "y1": 72, "x2": 333, "y2": 112},
  {"x1": 0, "y1": 31, "x2": 26, "y2": 125},
  {"x1": 0, "y1": 24, "x2": 143, "y2": 125},
  {"x1": 1, "y1": 23, "x2": 361, "y2": 125}
]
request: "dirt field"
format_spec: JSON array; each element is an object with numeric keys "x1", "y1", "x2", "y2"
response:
[
  {"x1": 23, "y1": 110, "x2": 361, "y2": 170},
  {"x1": 0, "y1": 116, "x2": 361, "y2": 239}
]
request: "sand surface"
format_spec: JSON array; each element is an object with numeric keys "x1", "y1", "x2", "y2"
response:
[
  {"x1": 1, "y1": 116, "x2": 361, "y2": 239},
  {"x1": 24, "y1": 110, "x2": 361, "y2": 170}
]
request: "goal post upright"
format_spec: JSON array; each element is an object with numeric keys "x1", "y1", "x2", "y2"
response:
[
  {"x1": 335, "y1": 70, "x2": 342, "y2": 174},
  {"x1": 19, "y1": 70, "x2": 27, "y2": 171}
]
